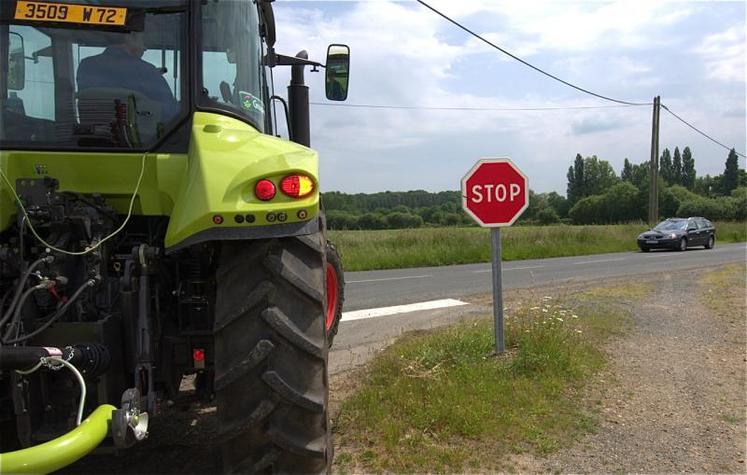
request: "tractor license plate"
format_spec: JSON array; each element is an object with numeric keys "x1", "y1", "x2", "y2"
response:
[
  {"x1": 646, "y1": 240, "x2": 657, "y2": 244},
  {"x1": 14, "y1": 1, "x2": 127, "y2": 26}
]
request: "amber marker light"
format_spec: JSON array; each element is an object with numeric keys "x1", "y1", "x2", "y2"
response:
[{"x1": 280, "y1": 175, "x2": 315, "y2": 198}]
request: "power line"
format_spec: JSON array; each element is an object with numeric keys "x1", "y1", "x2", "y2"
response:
[
  {"x1": 310, "y1": 102, "x2": 642, "y2": 111},
  {"x1": 414, "y1": 0, "x2": 651, "y2": 107},
  {"x1": 661, "y1": 104, "x2": 746, "y2": 159}
]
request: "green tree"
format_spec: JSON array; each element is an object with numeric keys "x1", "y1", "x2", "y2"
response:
[
  {"x1": 731, "y1": 187, "x2": 747, "y2": 220},
  {"x1": 621, "y1": 158, "x2": 633, "y2": 182},
  {"x1": 694, "y1": 174, "x2": 719, "y2": 197},
  {"x1": 568, "y1": 195, "x2": 605, "y2": 224},
  {"x1": 629, "y1": 161, "x2": 649, "y2": 189},
  {"x1": 546, "y1": 192, "x2": 570, "y2": 218},
  {"x1": 326, "y1": 210, "x2": 359, "y2": 230},
  {"x1": 681, "y1": 146, "x2": 696, "y2": 190},
  {"x1": 721, "y1": 148, "x2": 740, "y2": 195},
  {"x1": 357, "y1": 212, "x2": 386, "y2": 230},
  {"x1": 582, "y1": 155, "x2": 619, "y2": 196},
  {"x1": 536, "y1": 207, "x2": 560, "y2": 225},
  {"x1": 672, "y1": 147, "x2": 683, "y2": 186},
  {"x1": 566, "y1": 153, "x2": 585, "y2": 205},
  {"x1": 601, "y1": 182, "x2": 642, "y2": 223},
  {"x1": 385, "y1": 212, "x2": 423, "y2": 229},
  {"x1": 659, "y1": 148, "x2": 672, "y2": 184}
]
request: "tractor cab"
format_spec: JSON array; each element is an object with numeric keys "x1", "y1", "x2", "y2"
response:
[{"x1": 1, "y1": 0, "x2": 349, "y2": 150}]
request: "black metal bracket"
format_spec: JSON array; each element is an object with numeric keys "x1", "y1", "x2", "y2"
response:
[{"x1": 265, "y1": 52, "x2": 323, "y2": 70}]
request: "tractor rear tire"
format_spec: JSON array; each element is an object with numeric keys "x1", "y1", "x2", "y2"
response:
[
  {"x1": 325, "y1": 241, "x2": 344, "y2": 347},
  {"x1": 214, "y1": 234, "x2": 330, "y2": 474}
]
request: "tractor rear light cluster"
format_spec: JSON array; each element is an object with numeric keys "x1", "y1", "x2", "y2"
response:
[
  {"x1": 280, "y1": 175, "x2": 315, "y2": 198},
  {"x1": 255, "y1": 179, "x2": 276, "y2": 201},
  {"x1": 255, "y1": 175, "x2": 314, "y2": 201}
]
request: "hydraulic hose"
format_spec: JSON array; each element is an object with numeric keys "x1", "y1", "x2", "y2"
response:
[
  {"x1": 0, "y1": 404, "x2": 116, "y2": 474},
  {"x1": 2, "y1": 279, "x2": 96, "y2": 345},
  {"x1": 0, "y1": 256, "x2": 53, "y2": 329},
  {"x1": 1, "y1": 283, "x2": 51, "y2": 342}
]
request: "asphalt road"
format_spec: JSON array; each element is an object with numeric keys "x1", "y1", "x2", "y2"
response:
[{"x1": 343, "y1": 243, "x2": 747, "y2": 311}]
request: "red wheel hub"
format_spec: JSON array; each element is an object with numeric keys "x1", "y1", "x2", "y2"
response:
[{"x1": 325, "y1": 263, "x2": 338, "y2": 331}]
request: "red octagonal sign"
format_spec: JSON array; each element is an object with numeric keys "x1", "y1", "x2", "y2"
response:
[{"x1": 462, "y1": 158, "x2": 529, "y2": 227}]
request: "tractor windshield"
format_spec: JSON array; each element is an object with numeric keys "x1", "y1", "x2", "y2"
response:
[
  {"x1": 199, "y1": 0, "x2": 266, "y2": 132},
  {"x1": 0, "y1": 0, "x2": 189, "y2": 150}
]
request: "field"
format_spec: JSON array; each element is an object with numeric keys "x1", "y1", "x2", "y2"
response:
[{"x1": 329, "y1": 222, "x2": 747, "y2": 271}]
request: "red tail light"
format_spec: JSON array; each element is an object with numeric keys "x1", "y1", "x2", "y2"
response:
[
  {"x1": 280, "y1": 175, "x2": 315, "y2": 198},
  {"x1": 255, "y1": 179, "x2": 276, "y2": 201}
]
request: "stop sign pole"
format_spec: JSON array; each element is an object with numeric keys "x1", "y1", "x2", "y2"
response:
[{"x1": 461, "y1": 158, "x2": 529, "y2": 354}]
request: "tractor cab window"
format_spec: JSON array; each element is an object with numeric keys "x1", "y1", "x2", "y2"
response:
[
  {"x1": 200, "y1": 0, "x2": 266, "y2": 132},
  {"x1": 0, "y1": 1, "x2": 188, "y2": 149}
]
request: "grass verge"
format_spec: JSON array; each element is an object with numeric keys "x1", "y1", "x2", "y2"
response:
[
  {"x1": 333, "y1": 296, "x2": 633, "y2": 473},
  {"x1": 698, "y1": 263, "x2": 746, "y2": 322},
  {"x1": 329, "y1": 222, "x2": 747, "y2": 271}
]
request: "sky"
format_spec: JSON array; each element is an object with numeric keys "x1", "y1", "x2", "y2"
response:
[{"x1": 270, "y1": 0, "x2": 746, "y2": 195}]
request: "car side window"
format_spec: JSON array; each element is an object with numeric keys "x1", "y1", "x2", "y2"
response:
[{"x1": 688, "y1": 219, "x2": 698, "y2": 230}]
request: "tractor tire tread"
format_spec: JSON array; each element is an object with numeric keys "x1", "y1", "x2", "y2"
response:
[{"x1": 215, "y1": 235, "x2": 330, "y2": 474}]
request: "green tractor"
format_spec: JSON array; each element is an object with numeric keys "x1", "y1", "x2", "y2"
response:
[{"x1": 0, "y1": 0, "x2": 347, "y2": 472}]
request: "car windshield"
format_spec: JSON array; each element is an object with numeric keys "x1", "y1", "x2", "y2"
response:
[
  {"x1": 1, "y1": 1, "x2": 188, "y2": 150},
  {"x1": 654, "y1": 220, "x2": 687, "y2": 231}
]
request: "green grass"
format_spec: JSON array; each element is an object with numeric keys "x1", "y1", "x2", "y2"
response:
[
  {"x1": 698, "y1": 263, "x2": 746, "y2": 322},
  {"x1": 333, "y1": 299, "x2": 631, "y2": 473},
  {"x1": 329, "y1": 222, "x2": 747, "y2": 271}
]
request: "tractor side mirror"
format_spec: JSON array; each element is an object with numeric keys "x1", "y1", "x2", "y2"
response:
[
  {"x1": 8, "y1": 33, "x2": 25, "y2": 91},
  {"x1": 325, "y1": 44, "x2": 349, "y2": 101}
]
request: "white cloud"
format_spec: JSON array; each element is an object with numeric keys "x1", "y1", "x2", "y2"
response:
[
  {"x1": 694, "y1": 25, "x2": 746, "y2": 83},
  {"x1": 425, "y1": 0, "x2": 694, "y2": 53}
]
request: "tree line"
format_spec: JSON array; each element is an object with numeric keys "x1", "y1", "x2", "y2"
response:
[{"x1": 323, "y1": 148, "x2": 746, "y2": 230}]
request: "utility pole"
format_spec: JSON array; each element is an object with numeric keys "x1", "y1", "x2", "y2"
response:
[{"x1": 648, "y1": 96, "x2": 661, "y2": 225}]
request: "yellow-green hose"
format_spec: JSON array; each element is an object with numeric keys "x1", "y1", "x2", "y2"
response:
[{"x1": 0, "y1": 404, "x2": 116, "y2": 474}]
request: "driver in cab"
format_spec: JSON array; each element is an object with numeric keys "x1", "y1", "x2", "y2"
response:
[{"x1": 77, "y1": 31, "x2": 178, "y2": 120}]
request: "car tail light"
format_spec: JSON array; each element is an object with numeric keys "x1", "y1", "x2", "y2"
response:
[
  {"x1": 255, "y1": 179, "x2": 276, "y2": 201},
  {"x1": 280, "y1": 175, "x2": 314, "y2": 198}
]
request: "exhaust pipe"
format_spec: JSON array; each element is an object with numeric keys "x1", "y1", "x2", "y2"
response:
[{"x1": 0, "y1": 404, "x2": 116, "y2": 474}]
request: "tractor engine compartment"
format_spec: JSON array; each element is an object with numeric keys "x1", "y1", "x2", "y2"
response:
[{"x1": 0, "y1": 176, "x2": 216, "y2": 451}]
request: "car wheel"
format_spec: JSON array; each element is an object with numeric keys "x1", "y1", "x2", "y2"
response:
[
  {"x1": 705, "y1": 235, "x2": 715, "y2": 249},
  {"x1": 678, "y1": 237, "x2": 687, "y2": 251},
  {"x1": 640, "y1": 247, "x2": 650, "y2": 253}
]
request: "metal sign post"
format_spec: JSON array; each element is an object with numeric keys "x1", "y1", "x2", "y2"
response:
[
  {"x1": 461, "y1": 158, "x2": 528, "y2": 356},
  {"x1": 491, "y1": 228, "x2": 504, "y2": 354}
]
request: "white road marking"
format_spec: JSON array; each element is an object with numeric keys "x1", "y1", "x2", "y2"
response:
[
  {"x1": 347, "y1": 274, "x2": 432, "y2": 284},
  {"x1": 472, "y1": 265, "x2": 545, "y2": 273},
  {"x1": 572, "y1": 257, "x2": 626, "y2": 265},
  {"x1": 341, "y1": 299, "x2": 469, "y2": 322}
]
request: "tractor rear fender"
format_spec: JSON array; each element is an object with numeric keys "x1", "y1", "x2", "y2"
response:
[
  {"x1": 164, "y1": 112, "x2": 320, "y2": 252},
  {"x1": 0, "y1": 112, "x2": 321, "y2": 250}
]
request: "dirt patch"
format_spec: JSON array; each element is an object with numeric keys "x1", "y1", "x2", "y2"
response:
[{"x1": 511, "y1": 264, "x2": 747, "y2": 473}]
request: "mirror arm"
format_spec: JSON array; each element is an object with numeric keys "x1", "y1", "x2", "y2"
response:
[{"x1": 265, "y1": 52, "x2": 324, "y2": 70}]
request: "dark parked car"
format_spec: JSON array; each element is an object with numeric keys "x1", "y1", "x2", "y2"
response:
[{"x1": 637, "y1": 217, "x2": 715, "y2": 252}]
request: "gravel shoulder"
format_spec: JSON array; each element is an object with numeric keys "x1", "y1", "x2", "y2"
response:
[{"x1": 511, "y1": 263, "x2": 746, "y2": 473}]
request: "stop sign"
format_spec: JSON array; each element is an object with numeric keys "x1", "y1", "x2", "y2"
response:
[{"x1": 461, "y1": 158, "x2": 528, "y2": 227}]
